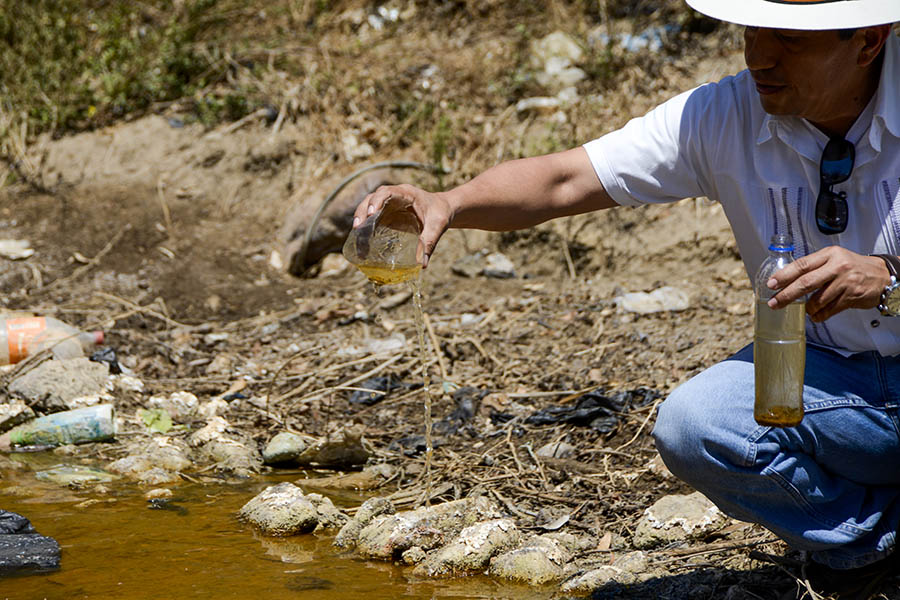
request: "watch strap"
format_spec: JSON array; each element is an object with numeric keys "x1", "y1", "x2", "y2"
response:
[{"x1": 872, "y1": 254, "x2": 900, "y2": 279}]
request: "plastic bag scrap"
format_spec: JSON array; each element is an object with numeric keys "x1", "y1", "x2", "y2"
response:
[
  {"x1": 524, "y1": 387, "x2": 661, "y2": 433},
  {"x1": 348, "y1": 376, "x2": 421, "y2": 406},
  {"x1": 90, "y1": 347, "x2": 122, "y2": 374},
  {"x1": 387, "y1": 387, "x2": 486, "y2": 456}
]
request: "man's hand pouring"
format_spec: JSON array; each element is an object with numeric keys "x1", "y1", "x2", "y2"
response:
[{"x1": 352, "y1": 184, "x2": 453, "y2": 269}]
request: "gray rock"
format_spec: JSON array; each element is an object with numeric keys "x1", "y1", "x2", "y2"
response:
[
  {"x1": 107, "y1": 455, "x2": 153, "y2": 478},
  {"x1": 262, "y1": 431, "x2": 308, "y2": 464},
  {"x1": 333, "y1": 497, "x2": 395, "y2": 549},
  {"x1": 559, "y1": 551, "x2": 654, "y2": 595},
  {"x1": 8, "y1": 358, "x2": 109, "y2": 412},
  {"x1": 450, "y1": 252, "x2": 486, "y2": 278},
  {"x1": 401, "y1": 546, "x2": 426, "y2": 565},
  {"x1": 561, "y1": 566, "x2": 637, "y2": 595},
  {"x1": 0, "y1": 400, "x2": 34, "y2": 433},
  {"x1": 238, "y1": 482, "x2": 321, "y2": 536},
  {"x1": 147, "y1": 391, "x2": 198, "y2": 422},
  {"x1": 633, "y1": 492, "x2": 729, "y2": 549},
  {"x1": 143, "y1": 439, "x2": 192, "y2": 472},
  {"x1": 413, "y1": 518, "x2": 520, "y2": 578},
  {"x1": 615, "y1": 286, "x2": 690, "y2": 314},
  {"x1": 536, "y1": 441, "x2": 577, "y2": 459},
  {"x1": 203, "y1": 437, "x2": 263, "y2": 477},
  {"x1": 356, "y1": 496, "x2": 501, "y2": 560},
  {"x1": 296, "y1": 430, "x2": 369, "y2": 470},
  {"x1": 304, "y1": 493, "x2": 348, "y2": 531},
  {"x1": 138, "y1": 467, "x2": 180, "y2": 486},
  {"x1": 0, "y1": 511, "x2": 59, "y2": 572},
  {"x1": 483, "y1": 252, "x2": 516, "y2": 278},
  {"x1": 487, "y1": 535, "x2": 571, "y2": 585},
  {"x1": 34, "y1": 464, "x2": 119, "y2": 486}
]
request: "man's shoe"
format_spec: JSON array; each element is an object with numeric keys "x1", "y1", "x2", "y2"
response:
[{"x1": 803, "y1": 551, "x2": 900, "y2": 599}]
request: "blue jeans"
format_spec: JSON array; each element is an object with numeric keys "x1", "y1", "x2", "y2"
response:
[{"x1": 652, "y1": 343, "x2": 900, "y2": 569}]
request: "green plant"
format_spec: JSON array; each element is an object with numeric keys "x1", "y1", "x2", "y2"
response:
[{"x1": 0, "y1": 0, "x2": 251, "y2": 142}]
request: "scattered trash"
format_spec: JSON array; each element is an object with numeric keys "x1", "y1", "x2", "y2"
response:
[
  {"x1": 147, "y1": 498, "x2": 188, "y2": 516},
  {"x1": 138, "y1": 408, "x2": 173, "y2": 434},
  {"x1": 0, "y1": 315, "x2": 103, "y2": 365},
  {"x1": 348, "y1": 376, "x2": 420, "y2": 406},
  {"x1": 1, "y1": 404, "x2": 117, "y2": 450},
  {"x1": 0, "y1": 239, "x2": 34, "y2": 260},
  {"x1": 525, "y1": 388, "x2": 660, "y2": 433},
  {"x1": 335, "y1": 332, "x2": 408, "y2": 357},
  {"x1": 90, "y1": 346, "x2": 123, "y2": 374},
  {"x1": 588, "y1": 23, "x2": 680, "y2": 53}
]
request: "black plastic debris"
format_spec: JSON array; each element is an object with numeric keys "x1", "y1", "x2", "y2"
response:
[
  {"x1": 348, "y1": 376, "x2": 420, "y2": 406},
  {"x1": 90, "y1": 346, "x2": 122, "y2": 374},
  {"x1": 0, "y1": 510, "x2": 60, "y2": 573},
  {"x1": 387, "y1": 434, "x2": 446, "y2": 456},
  {"x1": 147, "y1": 498, "x2": 188, "y2": 516},
  {"x1": 525, "y1": 387, "x2": 661, "y2": 433},
  {"x1": 432, "y1": 386, "x2": 486, "y2": 436}
]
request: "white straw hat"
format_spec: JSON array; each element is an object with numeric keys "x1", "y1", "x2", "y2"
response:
[{"x1": 685, "y1": 0, "x2": 900, "y2": 30}]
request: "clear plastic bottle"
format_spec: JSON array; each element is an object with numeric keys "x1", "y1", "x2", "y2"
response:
[
  {"x1": 753, "y1": 234, "x2": 806, "y2": 427},
  {"x1": 3, "y1": 404, "x2": 116, "y2": 449},
  {"x1": 0, "y1": 315, "x2": 104, "y2": 365}
]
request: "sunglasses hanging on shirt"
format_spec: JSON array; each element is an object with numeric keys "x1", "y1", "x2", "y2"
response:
[{"x1": 815, "y1": 138, "x2": 855, "y2": 235}]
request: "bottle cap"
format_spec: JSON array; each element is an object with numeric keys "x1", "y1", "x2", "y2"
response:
[{"x1": 768, "y1": 234, "x2": 794, "y2": 252}]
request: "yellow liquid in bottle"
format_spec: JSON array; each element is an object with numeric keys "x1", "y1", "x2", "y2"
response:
[
  {"x1": 754, "y1": 300, "x2": 806, "y2": 427},
  {"x1": 356, "y1": 263, "x2": 422, "y2": 285}
]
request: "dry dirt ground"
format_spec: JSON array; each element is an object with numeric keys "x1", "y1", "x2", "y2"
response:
[{"x1": 1, "y1": 6, "x2": 897, "y2": 599}]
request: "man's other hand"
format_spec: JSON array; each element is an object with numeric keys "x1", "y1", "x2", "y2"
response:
[{"x1": 766, "y1": 246, "x2": 891, "y2": 322}]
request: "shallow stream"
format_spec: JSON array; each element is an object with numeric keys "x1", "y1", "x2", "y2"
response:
[{"x1": 1, "y1": 453, "x2": 551, "y2": 600}]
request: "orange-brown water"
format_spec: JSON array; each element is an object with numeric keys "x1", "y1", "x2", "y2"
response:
[{"x1": 0, "y1": 453, "x2": 548, "y2": 600}]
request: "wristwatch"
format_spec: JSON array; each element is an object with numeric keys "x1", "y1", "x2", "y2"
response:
[{"x1": 872, "y1": 254, "x2": 900, "y2": 317}]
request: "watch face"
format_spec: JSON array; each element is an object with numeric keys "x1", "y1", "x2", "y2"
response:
[{"x1": 886, "y1": 286, "x2": 900, "y2": 315}]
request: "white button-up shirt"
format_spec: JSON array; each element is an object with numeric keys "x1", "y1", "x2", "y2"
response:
[{"x1": 585, "y1": 32, "x2": 900, "y2": 357}]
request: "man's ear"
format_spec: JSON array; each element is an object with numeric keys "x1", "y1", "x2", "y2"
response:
[{"x1": 858, "y1": 25, "x2": 891, "y2": 67}]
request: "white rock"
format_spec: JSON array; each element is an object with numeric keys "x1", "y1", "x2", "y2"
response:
[
  {"x1": 0, "y1": 239, "x2": 34, "y2": 260},
  {"x1": 190, "y1": 416, "x2": 230, "y2": 447},
  {"x1": 616, "y1": 286, "x2": 691, "y2": 314}
]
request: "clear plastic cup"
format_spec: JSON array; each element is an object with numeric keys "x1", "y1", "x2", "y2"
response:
[{"x1": 342, "y1": 205, "x2": 422, "y2": 285}]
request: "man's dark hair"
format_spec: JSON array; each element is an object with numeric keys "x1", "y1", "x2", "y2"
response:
[{"x1": 838, "y1": 28, "x2": 857, "y2": 40}]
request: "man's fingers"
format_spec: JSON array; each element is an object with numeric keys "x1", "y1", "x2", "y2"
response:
[
  {"x1": 352, "y1": 186, "x2": 398, "y2": 227},
  {"x1": 767, "y1": 252, "x2": 828, "y2": 289}
]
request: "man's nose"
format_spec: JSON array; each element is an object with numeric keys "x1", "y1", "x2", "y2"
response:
[{"x1": 744, "y1": 27, "x2": 778, "y2": 71}]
